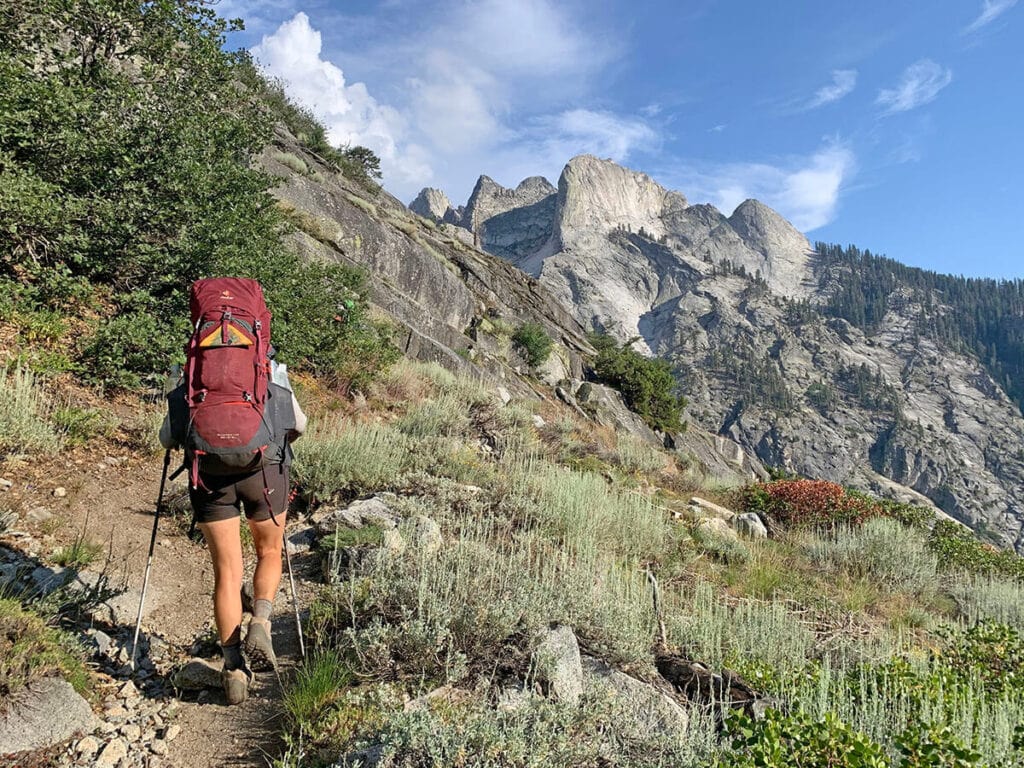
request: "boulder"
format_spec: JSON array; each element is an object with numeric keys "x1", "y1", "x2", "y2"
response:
[
  {"x1": 29, "y1": 564, "x2": 71, "y2": 596},
  {"x1": 734, "y1": 512, "x2": 768, "y2": 539},
  {"x1": 409, "y1": 515, "x2": 442, "y2": 556},
  {"x1": 313, "y1": 496, "x2": 400, "y2": 536},
  {"x1": 695, "y1": 516, "x2": 739, "y2": 542},
  {"x1": 0, "y1": 677, "x2": 97, "y2": 754},
  {"x1": 689, "y1": 496, "x2": 736, "y2": 522},
  {"x1": 533, "y1": 624, "x2": 583, "y2": 706},
  {"x1": 581, "y1": 656, "x2": 688, "y2": 740}
]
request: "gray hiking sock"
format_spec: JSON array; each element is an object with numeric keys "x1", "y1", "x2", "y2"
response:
[
  {"x1": 253, "y1": 598, "x2": 273, "y2": 621},
  {"x1": 221, "y1": 641, "x2": 244, "y2": 671}
]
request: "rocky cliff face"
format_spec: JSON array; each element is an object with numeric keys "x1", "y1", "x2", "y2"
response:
[
  {"x1": 260, "y1": 131, "x2": 758, "y2": 485},
  {"x1": 411, "y1": 155, "x2": 1024, "y2": 551}
]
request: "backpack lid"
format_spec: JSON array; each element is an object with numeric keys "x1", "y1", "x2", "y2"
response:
[{"x1": 189, "y1": 278, "x2": 267, "y2": 326}]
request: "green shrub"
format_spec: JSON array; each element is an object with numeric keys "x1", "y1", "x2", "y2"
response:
[
  {"x1": 589, "y1": 333, "x2": 686, "y2": 432},
  {"x1": 2, "y1": 1, "x2": 393, "y2": 389},
  {"x1": 928, "y1": 520, "x2": 1024, "y2": 581},
  {"x1": 725, "y1": 709, "x2": 890, "y2": 767},
  {"x1": 947, "y1": 573, "x2": 1024, "y2": 630},
  {"x1": 293, "y1": 420, "x2": 414, "y2": 499},
  {"x1": 939, "y1": 621, "x2": 1024, "y2": 696},
  {"x1": 362, "y1": 698, "x2": 706, "y2": 768},
  {"x1": 51, "y1": 406, "x2": 118, "y2": 446},
  {"x1": 0, "y1": 366, "x2": 62, "y2": 456},
  {"x1": 803, "y1": 518, "x2": 937, "y2": 594},
  {"x1": 512, "y1": 322, "x2": 553, "y2": 369}
]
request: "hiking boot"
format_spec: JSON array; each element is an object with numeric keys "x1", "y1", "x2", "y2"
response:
[
  {"x1": 243, "y1": 617, "x2": 277, "y2": 671},
  {"x1": 221, "y1": 667, "x2": 251, "y2": 705}
]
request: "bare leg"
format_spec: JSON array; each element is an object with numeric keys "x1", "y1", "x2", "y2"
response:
[
  {"x1": 199, "y1": 517, "x2": 244, "y2": 647},
  {"x1": 247, "y1": 516, "x2": 285, "y2": 604}
]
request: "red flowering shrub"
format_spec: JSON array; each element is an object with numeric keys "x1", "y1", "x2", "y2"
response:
[{"x1": 741, "y1": 479, "x2": 881, "y2": 529}]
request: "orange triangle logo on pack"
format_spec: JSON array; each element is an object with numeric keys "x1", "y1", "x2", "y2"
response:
[{"x1": 199, "y1": 324, "x2": 253, "y2": 347}]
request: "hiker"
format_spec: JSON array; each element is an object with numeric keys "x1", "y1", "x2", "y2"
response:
[{"x1": 159, "y1": 278, "x2": 307, "y2": 705}]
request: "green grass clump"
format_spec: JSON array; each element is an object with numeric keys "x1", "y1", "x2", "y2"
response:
[
  {"x1": 52, "y1": 535, "x2": 103, "y2": 568},
  {"x1": 0, "y1": 597, "x2": 89, "y2": 702},
  {"x1": 0, "y1": 366, "x2": 62, "y2": 456},
  {"x1": 610, "y1": 434, "x2": 668, "y2": 475},
  {"x1": 51, "y1": 405, "x2": 118, "y2": 446}
]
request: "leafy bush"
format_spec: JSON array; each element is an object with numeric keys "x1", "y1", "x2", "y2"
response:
[
  {"x1": 928, "y1": 520, "x2": 1024, "y2": 581},
  {"x1": 2, "y1": 0, "x2": 394, "y2": 389},
  {"x1": 741, "y1": 479, "x2": 881, "y2": 529},
  {"x1": 512, "y1": 322, "x2": 554, "y2": 369},
  {"x1": 939, "y1": 621, "x2": 1024, "y2": 696},
  {"x1": 725, "y1": 709, "x2": 890, "y2": 767},
  {"x1": 589, "y1": 333, "x2": 687, "y2": 433}
]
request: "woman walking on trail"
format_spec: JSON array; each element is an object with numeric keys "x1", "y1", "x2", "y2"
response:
[{"x1": 160, "y1": 278, "x2": 307, "y2": 704}]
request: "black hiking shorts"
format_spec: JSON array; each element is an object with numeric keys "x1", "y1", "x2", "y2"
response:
[{"x1": 190, "y1": 464, "x2": 289, "y2": 524}]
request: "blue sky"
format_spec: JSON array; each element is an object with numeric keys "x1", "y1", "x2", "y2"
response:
[{"x1": 223, "y1": 0, "x2": 1022, "y2": 278}]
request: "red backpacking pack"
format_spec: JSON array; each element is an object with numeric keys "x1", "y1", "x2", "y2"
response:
[{"x1": 184, "y1": 277, "x2": 273, "y2": 487}]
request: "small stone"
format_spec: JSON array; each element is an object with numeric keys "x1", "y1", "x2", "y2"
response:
[
  {"x1": 26, "y1": 506, "x2": 53, "y2": 523},
  {"x1": 532, "y1": 414, "x2": 547, "y2": 429},
  {"x1": 119, "y1": 681, "x2": 140, "y2": 699},
  {"x1": 285, "y1": 526, "x2": 317, "y2": 555},
  {"x1": 496, "y1": 386, "x2": 512, "y2": 405},
  {"x1": 104, "y1": 704, "x2": 129, "y2": 721},
  {"x1": 163, "y1": 724, "x2": 181, "y2": 742},
  {"x1": 150, "y1": 739, "x2": 169, "y2": 756},
  {"x1": 95, "y1": 738, "x2": 128, "y2": 767},
  {"x1": 76, "y1": 736, "x2": 101, "y2": 756},
  {"x1": 53, "y1": 486, "x2": 67, "y2": 498},
  {"x1": 30, "y1": 564, "x2": 69, "y2": 595},
  {"x1": 86, "y1": 628, "x2": 113, "y2": 656},
  {"x1": 0, "y1": 510, "x2": 18, "y2": 532},
  {"x1": 0, "y1": 477, "x2": 12, "y2": 490},
  {"x1": 99, "y1": 720, "x2": 118, "y2": 735},
  {"x1": 533, "y1": 624, "x2": 583, "y2": 706},
  {"x1": 120, "y1": 723, "x2": 142, "y2": 741},
  {"x1": 381, "y1": 528, "x2": 406, "y2": 555}
]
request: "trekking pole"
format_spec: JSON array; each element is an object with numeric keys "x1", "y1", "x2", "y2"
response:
[
  {"x1": 283, "y1": 518, "x2": 306, "y2": 659},
  {"x1": 131, "y1": 448, "x2": 172, "y2": 671}
]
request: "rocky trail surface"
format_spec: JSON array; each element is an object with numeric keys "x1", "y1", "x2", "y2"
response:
[{"x1": 0, "y1": 440, "x2": 319, "y2": 767}]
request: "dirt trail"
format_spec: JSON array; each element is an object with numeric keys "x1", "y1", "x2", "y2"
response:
[{"x1": 3, "y1": 439, "x2": 312, "y2": 767}]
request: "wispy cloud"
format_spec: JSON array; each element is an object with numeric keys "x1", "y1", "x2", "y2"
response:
[
  {"x1": 250, "y1": 7, "x2": 655, "y2": 203},
  {"x1": 250, "y1": 13, "x2": 433, "y2": 189},
  {"x1": 876, "y1": 59, "x2": 952, "y2": 115},
  {"x1": 806, "y1": 69, "x2": 858, "y2": 110},
  {"x1": 964, "y1": 0, "x2": 1018, "y2": 33},
  {"x1": 665, "y1": 143, "x2": 856, "y2": 232}
]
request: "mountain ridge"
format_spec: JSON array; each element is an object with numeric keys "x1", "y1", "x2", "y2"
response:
[{"x1": 409, "y1": 156, "x2": 1024, "y2": 551}]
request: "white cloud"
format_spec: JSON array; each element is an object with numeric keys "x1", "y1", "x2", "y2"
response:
[
  {"x1": 667, "y1": 144, "x2": 855, "y2": 232},
  {"x1": 806, "y1": 69, "x2": 857, "y2": 109},
  {"x1": 248, "y1": 6, "x2": 655, "y2": 203},
  {"x1": 964, "y1": 0, "x2": 1018, "y2": 32},
  {"x1": 536, "y1": 110, "x2": 658, "y2": 162},
  {"x1": 877, "y1": 60, "x2": 953, "y2": 114},
  {"x1": 250, "y1": 13, "x2": 432, "y2": 190}
]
